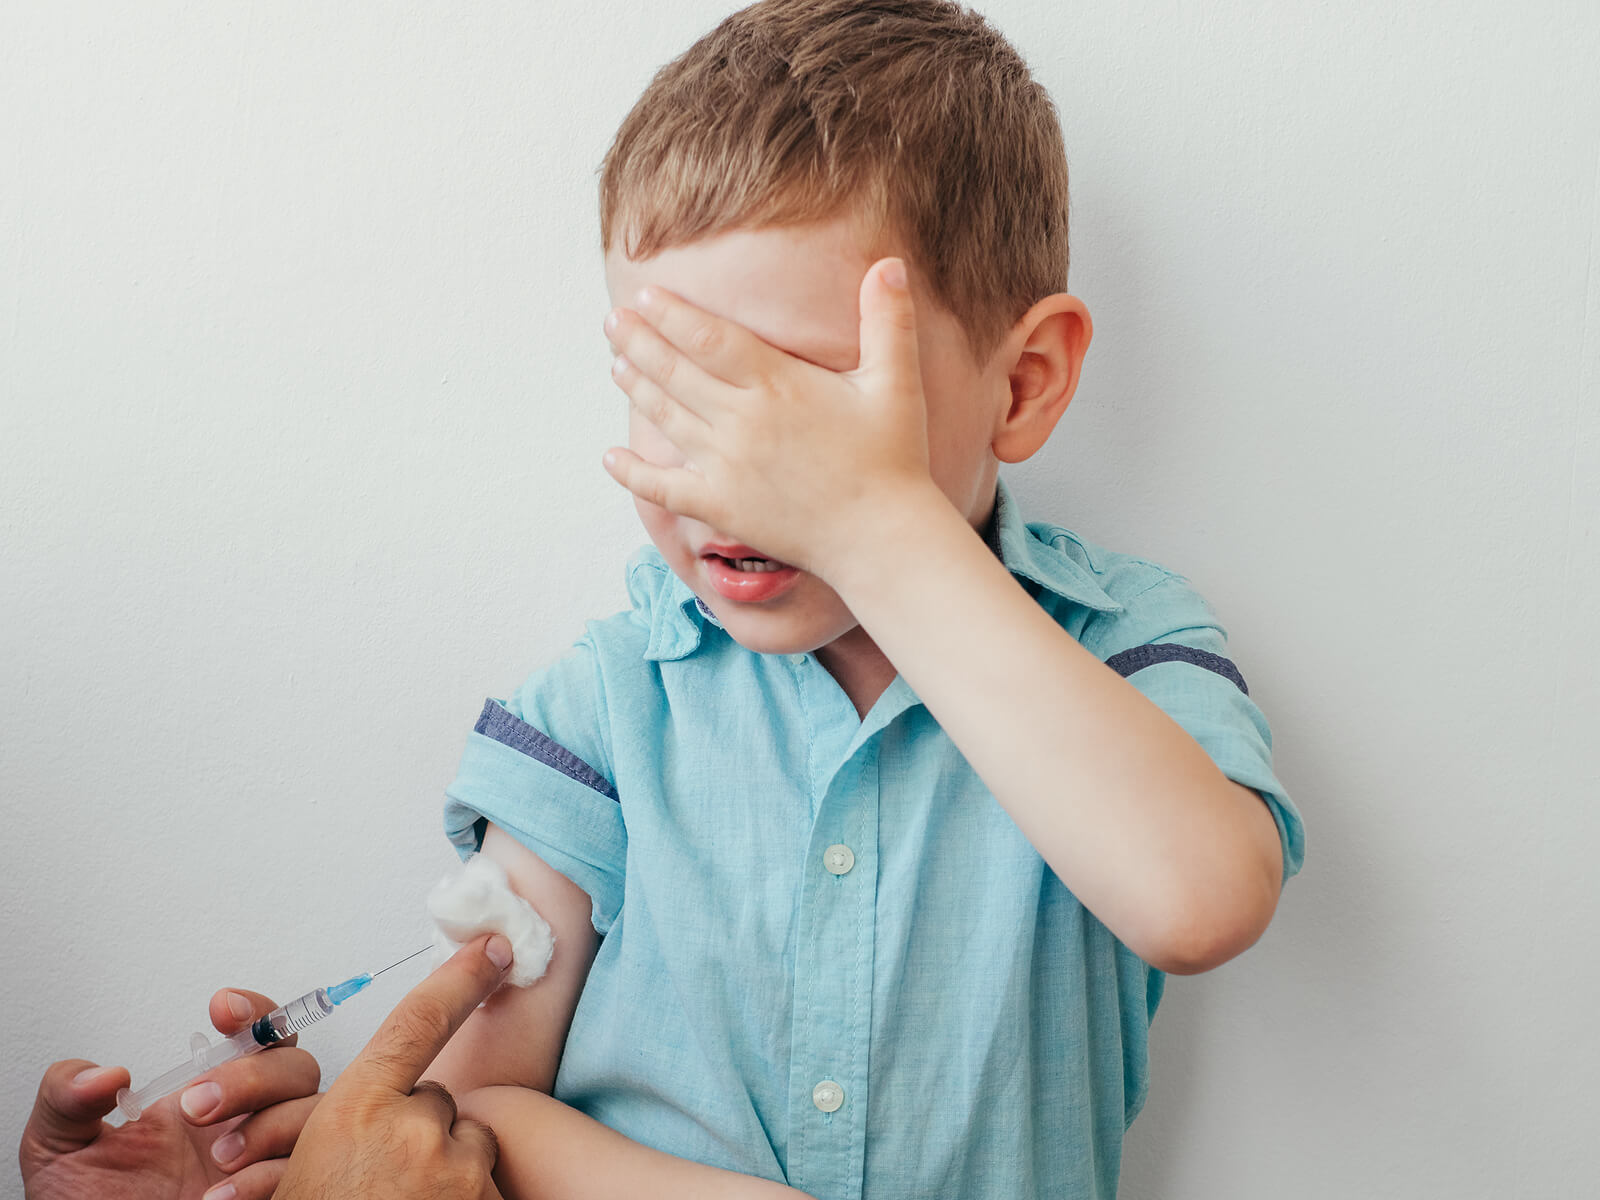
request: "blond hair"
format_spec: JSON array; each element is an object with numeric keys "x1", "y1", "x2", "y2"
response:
[{"x1": 598, "y1": 0, "x2": 1071, "y2": 363}]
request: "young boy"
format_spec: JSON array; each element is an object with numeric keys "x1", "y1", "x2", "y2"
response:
[{"x1": 427, "y1": 2, "x2": 1305, "y2": 1197}]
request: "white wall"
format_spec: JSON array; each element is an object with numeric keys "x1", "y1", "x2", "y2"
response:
[{"x1": 3, "y1": 2, "x2": 1596, "y2": 1196}]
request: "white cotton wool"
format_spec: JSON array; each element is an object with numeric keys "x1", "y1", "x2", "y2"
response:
[{"x1": 427, "y1": 854, "x2": 554, "y2": 988}]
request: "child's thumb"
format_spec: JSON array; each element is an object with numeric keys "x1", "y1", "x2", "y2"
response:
[{"x1": 857, "y1": 257, "x2": 921, "y2": 385}]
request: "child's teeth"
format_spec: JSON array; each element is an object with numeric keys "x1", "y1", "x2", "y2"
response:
[{"x1": 732, "y1": 557, "x2": 781, "y2": 572}]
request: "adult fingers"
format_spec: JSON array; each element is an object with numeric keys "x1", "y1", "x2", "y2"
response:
[
  {"x1": 208, "y1": 988, "x2": 297, "y2": 1044},
  {"x1": 208, "y1": 1093, "x2": 322, "y2": 1174},
  {"x1": 20, "y1": 1060, "x2": 130, "y2": 1163},
  {"x1": 178, "y1": 1045, "x2": 321, "y2": 1127},
  {"x1": 450, "y1": 1117, "x2": 502, "y2": 1199},
  {"x1": 338, "y1": 934, "x2": 512, "y2": 1096},
  {"x1": 409, "y1": 1080, "x2": 459, "y2": 1127},
  {"x1": 211, "y1": 1154, "x2": 290, "y2": 1200}
]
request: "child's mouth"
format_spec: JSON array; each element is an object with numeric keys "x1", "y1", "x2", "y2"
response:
[
  {"x1": 702, "y1": 553, "x2": 802, "y2": 603},
  {"x1": 714, "y1": 554, "x2": 785, "y2": 573}
]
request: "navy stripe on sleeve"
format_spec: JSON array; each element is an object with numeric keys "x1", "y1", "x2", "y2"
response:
[
  {"x1": 474, "y1": 699, "x2": 620, "y2": 801},
  {"x1": 1103, "y1": 644, "x2": 1250, "y2": 695}
]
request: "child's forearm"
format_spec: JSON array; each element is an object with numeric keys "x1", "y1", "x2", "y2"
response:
[
  {"x1": 828, "y1": 485, "x2": 1283, "y2": 975},
  {"x1": 457, "y1": 1085, "x2": 814, "y2": 1200}
]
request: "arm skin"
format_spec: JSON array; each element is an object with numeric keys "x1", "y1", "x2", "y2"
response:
[
  {"x1": 457, "y1": 1088, "x2": 811, "y2": 1200},
  {"x1": 424, "y1": 825, "x2": 811, "y2": 1200},
  {"x1": 825, "y1": 483, "x2": 1285, "y2": 976}
]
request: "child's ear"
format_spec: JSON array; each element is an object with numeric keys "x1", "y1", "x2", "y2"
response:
[{"x1": 991, "y1": 295, "x2": 1092, "y2": 464}]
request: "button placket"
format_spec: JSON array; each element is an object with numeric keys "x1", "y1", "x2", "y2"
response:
[{"x1": 785, "y1": 746, "x2": 880, "y2": 1200}]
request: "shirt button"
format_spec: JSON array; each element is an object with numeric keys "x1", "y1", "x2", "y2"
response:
[
  {"x1": 789, "y1": 653, "x2": 807, "y2": 666},
  {"x1": 823, "y1": 844, "x2": 855, "y2": 875},
  {"x1": 812, "y1": 1080, "x2": 844, "y2": 1112}
]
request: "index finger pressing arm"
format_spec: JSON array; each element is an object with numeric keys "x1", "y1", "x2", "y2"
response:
[{"x1": 335, "y1": 934, "x2": 514, "y2": 1099}]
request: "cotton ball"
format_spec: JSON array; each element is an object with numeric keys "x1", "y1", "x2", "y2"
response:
[{"x1": 428, "y1": 854, "x2": 554, "y2": 987}]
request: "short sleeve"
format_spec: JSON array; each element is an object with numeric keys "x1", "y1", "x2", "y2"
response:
[
  {"x1": 443, "y1": 635, "x2": 627, "y2": 933},
  {"x1": 1086, "y1": 575, "x2": 1305, "y2": 884}
]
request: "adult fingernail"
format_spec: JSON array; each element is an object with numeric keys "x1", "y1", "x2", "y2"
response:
[
  {"x1": 226, "y1": 991, "x2": 253, "y2": 1021},
  {"x1": 180, "y1": 1082, "x2": 222, "y2": 1119},
  {"x1": 486, "y1": 934, "x2": 513, "y2": 971},
  {"x1": 203, "y1": 1183, "x2": 237, "y2": 1200},
  {"x1": 73, "y1": 1066, "x2": 115, "y2": 1087},
  {"x1": 211, "y1": 1130, "x2": 246, "y2": 1166},
  {"x1": 883, "y1": 258, "x2": 907, "y2": 289}
]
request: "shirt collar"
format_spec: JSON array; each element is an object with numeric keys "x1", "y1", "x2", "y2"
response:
[{"x1": 639, "y1": 474, "x2": 1120, "y2": 663}]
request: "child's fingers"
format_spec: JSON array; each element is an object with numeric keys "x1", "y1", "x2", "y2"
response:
[
  {"x1": 855, "y1": 257, "x2": 922, "y2": 389},
  {"x1": 625, "y1": 285, "x2": 774, "y2": 388},
  {"x1": 611, "y1": 355, "x2": 709, "y2": 454},
  {"x1": 605, "y1": 307, "x2": 735, "y2": 418},
  {"x1": 601, "y1": 448, "x2": 710, "y2": 522}
]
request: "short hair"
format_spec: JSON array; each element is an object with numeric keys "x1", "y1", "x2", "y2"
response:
[{"x1": 598, "y1": 0, "x2": 1071, "y2": 364}]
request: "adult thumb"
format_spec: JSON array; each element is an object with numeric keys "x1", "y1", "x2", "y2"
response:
[
  {"x1": 856, "y1": 257, "x2": 921, "y2": 385},
  {"x1": 20, "y1": 1060, "x2": 129, "y2": 1167}
]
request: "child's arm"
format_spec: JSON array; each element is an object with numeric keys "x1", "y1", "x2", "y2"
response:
[
  {"x1": 826, "y1": 492, "x2": 1285, "y2": 976},
  {"x1": 458, "y1": 1086, "x2": 813, "y2": 1200},
  {"x1": 425, "y1": 822, "x2": 599, "y2": 1094},
  {"x1": 424, "y1": 824, "x2": 811, "y2": 1199},
  {"x1": 599, "y1": 268, "x2": 1285, "y2": 978}
]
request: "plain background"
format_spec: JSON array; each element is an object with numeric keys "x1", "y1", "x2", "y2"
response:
[{"x1": 3, "y1": 1, "x2": 1597, "y2": 1196}]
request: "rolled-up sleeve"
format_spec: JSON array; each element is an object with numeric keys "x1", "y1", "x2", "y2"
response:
[
  {"x1": 444, "y1": 635, "x2": 627, "y2": 933},
  {"x1": 1088, "y1": 575, "x2": 1306, "y2": 885}
]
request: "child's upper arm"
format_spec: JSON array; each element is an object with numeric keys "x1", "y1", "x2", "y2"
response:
[{"x1": 424, "y1": 822, "x2": 600, "y2": 1095}]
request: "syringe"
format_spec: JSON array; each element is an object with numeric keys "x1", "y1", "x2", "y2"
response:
[{"x1": 115, "y1": 947, "x2": 430, "y2": 1121}]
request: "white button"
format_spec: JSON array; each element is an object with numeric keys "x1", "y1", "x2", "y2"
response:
[
  {"x1": 812, "y1": 1080, "x2": 844, "y2": 1112},
  {"x1": 789, "y1": 653, "x2": 807, "y2": 666},
  {"x1": 823, "y1": 844, "x2": 855, "y2": 875}
]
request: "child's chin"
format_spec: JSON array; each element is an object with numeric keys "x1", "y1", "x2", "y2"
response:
[
  {"x1": 711, "y1": 607, "x2": 828, "y2": 658},
  {"x1": 722, "y1": 622, "x2": 816, "y2": 657}
]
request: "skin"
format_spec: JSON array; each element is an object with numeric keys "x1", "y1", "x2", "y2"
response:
[
  {"x1": 270, "y1": 935, "x2": 513, "y2": 1200},
  {"x1": 20, "y1": 988, "x2": 322, "y2": 1200},
  {"x1": 600, "y1": 217, "x2": 1283, "y2": 972},
  {"x1": 21, "y1": 939, "x2": 517, "y2": 1200},
  {"x1": 20, "y1": 213, "x2": 1282, "y2": 1200},
  {"x1": 603, "y1": 215, "x2": 1092, "y2": 715}
]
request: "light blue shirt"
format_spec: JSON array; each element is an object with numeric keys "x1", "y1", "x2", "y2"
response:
[{"x1": 444, "y1": 475, "x2": 1304, "y2": 1200}]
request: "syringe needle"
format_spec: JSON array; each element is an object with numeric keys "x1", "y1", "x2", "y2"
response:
[{"x1": 370, "y1": 946, "x2": 432, "y2": 979}]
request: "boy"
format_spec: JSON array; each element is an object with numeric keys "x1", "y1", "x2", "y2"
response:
[{"x1": 427, "y1": 1, "x2": 1305, "y2": 1197}]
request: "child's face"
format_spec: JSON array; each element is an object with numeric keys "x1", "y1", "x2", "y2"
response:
[{"x1": 603, "y1": 214, "x2": 1014, "y2": 658}]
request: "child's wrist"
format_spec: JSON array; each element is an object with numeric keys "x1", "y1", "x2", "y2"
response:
[{"x1": 816, "y1": 479, "x2": 960, "y2": 597}]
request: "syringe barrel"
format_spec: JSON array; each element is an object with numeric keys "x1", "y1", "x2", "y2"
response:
[{"x1": 252, "y1": 988, "x2": 334, "y2": 1045}]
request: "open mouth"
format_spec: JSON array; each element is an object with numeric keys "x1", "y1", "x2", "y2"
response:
[
  {"x1": 701, "y1": 551, "x2": 803, "y2": 602},
  {"x1": 708, "y1": 553, "x2": 788, "y2": 573}
]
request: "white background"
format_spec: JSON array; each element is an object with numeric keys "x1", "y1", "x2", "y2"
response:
[{"x1": 3, "y1": 2, "x2": 1597, "y2": 1196}]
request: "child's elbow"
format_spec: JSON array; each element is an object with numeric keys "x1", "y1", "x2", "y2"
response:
[{"x1": 1153, "y1": 868, "x2": 1282, "y2": 976}]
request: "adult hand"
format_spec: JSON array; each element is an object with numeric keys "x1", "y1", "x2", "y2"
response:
[
  {"x1": 20, "y1": 988, "x2": 322, "y2": 1200},
  {"x1": 273, "y1": 933, "x2": 513, "y2": 1200}
]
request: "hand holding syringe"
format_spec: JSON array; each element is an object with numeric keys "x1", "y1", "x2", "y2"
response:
[{"x1": 116, "y1": 947, "x2": 431, "y2": 1121}]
